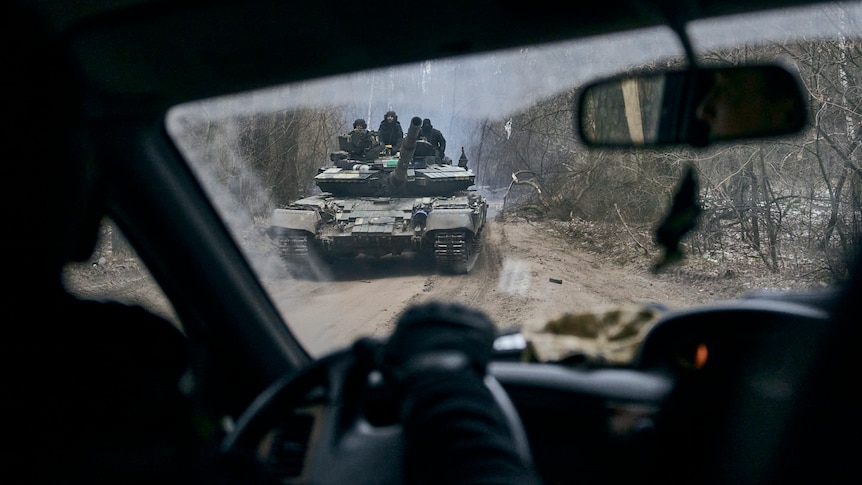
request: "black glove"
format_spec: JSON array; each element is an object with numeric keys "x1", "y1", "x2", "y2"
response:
[
  {"x1": 380, "y1": 302, "x2": 540, "y2": 485},
  {"x1": 382, "y1": 301, "x2": 497, "y2": 384}
]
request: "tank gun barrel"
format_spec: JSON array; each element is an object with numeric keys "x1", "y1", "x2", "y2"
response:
[{"x1": 388, "y1": 116, "x2": 422, "y2": 191}]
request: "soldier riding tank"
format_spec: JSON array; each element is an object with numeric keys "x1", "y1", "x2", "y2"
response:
[{"x1": 268, "y1": 116, "x2": 488, "y2": 274}]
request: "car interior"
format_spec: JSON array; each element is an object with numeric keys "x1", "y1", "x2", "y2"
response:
[{"x1": 6, "y1": 0, "x2": 859, "y2": 483}]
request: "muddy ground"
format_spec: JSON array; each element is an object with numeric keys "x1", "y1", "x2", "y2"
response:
[{"x1": 64, "y1": 216, "x2": 811, "y2": 356}]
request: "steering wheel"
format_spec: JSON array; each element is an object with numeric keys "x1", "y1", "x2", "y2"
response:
[{"x1": 221, "y1": 341, "x2": 532, "y2": 484}]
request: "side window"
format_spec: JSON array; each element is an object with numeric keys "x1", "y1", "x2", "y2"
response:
[{"x1": 62, "y1": 218, "x2": 179, "y2": 328}]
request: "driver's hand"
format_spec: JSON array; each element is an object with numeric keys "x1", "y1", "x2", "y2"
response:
[
  {"x1": 379, "y1": 301, "x2": 541, "y2": 485},
  {"x1": 382, "y1": 300, "x2": 496, "y2": 384}
]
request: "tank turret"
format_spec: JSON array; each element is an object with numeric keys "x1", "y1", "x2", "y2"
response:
[
  {"x1": 315, "y1": 116, "x2": 474, "y2": 197},
  {"x1": 269, "y1": 114, "x2": 488, "y2": 274}
]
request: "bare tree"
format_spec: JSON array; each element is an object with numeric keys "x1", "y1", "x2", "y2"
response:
[{"x1": 473, "y1": 35, "x2": 860, "y2": 281}]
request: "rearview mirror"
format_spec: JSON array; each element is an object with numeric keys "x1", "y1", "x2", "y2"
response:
[{"x1": 577, "y1": 65, "x2": 807, "y2": 147}]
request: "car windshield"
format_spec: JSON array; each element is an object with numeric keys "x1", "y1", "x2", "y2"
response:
[{"x1": 99, "y1": 2, "x2": 858, "y2": 358}]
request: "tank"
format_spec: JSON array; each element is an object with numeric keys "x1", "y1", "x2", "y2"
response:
[{"x1": 268, "y1": 116, "x2": 488, "y2": 274}]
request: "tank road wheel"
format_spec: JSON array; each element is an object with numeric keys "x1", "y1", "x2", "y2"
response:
[{"x1": 433, "y1": 230, "x2": 481, "y2": 274}]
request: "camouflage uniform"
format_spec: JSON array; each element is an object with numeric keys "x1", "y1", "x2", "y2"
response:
[
  {"x1": 378, "y1": 110, "x2": 404, "y2": 150},
  {"x1": 420, "y1": 118, "x2": 446, "y2": 159},
  {"x1": 348, "y1": 118, "x2": 373, "y2": 158}
]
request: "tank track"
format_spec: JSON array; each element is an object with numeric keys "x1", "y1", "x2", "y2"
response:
[
  {"x1": 433, "y1": 230, "x2": 481, "y2": 274},
  {"x1": 276, "y1": 232, "x2": 310, "y2": 261}
]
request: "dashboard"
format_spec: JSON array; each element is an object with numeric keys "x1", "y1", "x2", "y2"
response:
[
  {"x1": 235, "y1": 295, "x2": 833, "y2": 484},
  {"x1": 491, "y1": 296, "x2": 832, "y2": 483}
]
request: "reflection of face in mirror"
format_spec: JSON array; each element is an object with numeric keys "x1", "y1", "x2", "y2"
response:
[{"x1": 695, "y1": 67, "x2": 803, "y2": 140}]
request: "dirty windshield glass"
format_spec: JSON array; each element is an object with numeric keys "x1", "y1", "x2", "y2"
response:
[{"x1": 166, "y1": 3, "x2": 861, "y2": 357}]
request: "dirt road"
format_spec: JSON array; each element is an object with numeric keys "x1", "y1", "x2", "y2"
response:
[
  {"x1": 66, "y1": 217, "x2": 722, "y2": 357},
  {"x1": 262, "y1": 218, "x2": 708, "y2": 356}
]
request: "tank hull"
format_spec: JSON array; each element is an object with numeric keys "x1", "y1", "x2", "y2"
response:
[{"x1": 268, "y1": 190, "x2": 487, "y2": 273}]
